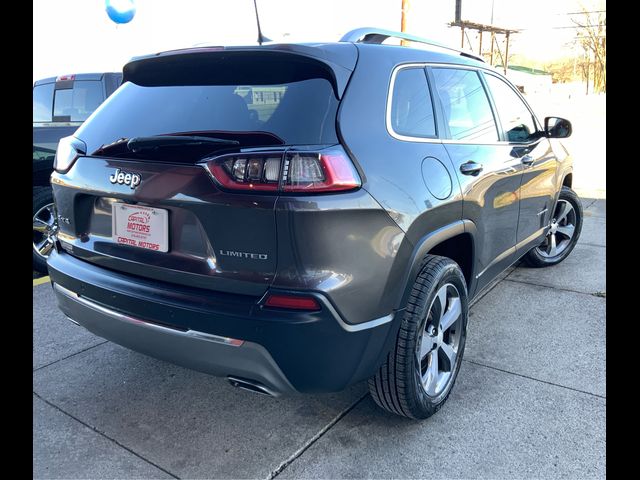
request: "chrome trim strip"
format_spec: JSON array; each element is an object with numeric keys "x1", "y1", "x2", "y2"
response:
[
  {"x1": 54, "y1": 283, "x2": 243, "y2": 347},
  {"x1": 515, "y1": 227, "x2": 547, "y2": 251},
  {"x1": 33, "y1": 121, "x2": 83, "y2": 128},
  {"x1": 474, "y1": 226, "x2": 547, "y2": 280},
  {"x1": 56, "y1": 281, "x2": 393, "y2": 336},
  {"x1": 256, "y1": 289, "x2": 396, "y2": 332},
  {"x1": 335, "y1": 312, "x2": 395, "y2": 333},
  {"x1": 474, "y1": 247, "x2": 516, "y2": 279},
  {"x1": 385, "y1": 62, "x2": 543, "y2": 146},
  {"x1": 56, "y1": 284, "x2": 79, "y2": 297},
  {"x1": 386, "y1": 63, "x2": 442, "y2": 144},
  {"x1": 317, "y1": 295, "x2": 395, "y2": 332},
  {"x1": 482, "y1": 70, "x2": 544, "y2": 131}
]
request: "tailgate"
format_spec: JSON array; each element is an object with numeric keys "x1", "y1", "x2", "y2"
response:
[
  {"x1": 52, "y1": 156, "x2": 278, "y2": 296},
  {"x1": 50, "y1": 45, "x2": 356, "y2": 296}
]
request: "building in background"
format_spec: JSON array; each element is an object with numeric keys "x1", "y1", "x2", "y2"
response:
[{"x1": 500, "y1": 65, "x2": 553, "y2": 95}]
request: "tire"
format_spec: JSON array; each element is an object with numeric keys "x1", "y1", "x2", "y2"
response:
[
  {"x1": 33, "y1": 187, "x2": 57, "y2": 273},
  {"x1": 522, "y1": 186, "x2": 582, "y2": 268},
  {"x1": 369, "y1": 255, "x2": 468, "y2": 419}
]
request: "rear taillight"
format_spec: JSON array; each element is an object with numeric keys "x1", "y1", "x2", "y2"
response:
[
  {"x1": 264, "y1": 293, "x2": 321, "y2": 311},
  {"x1": 54, "y1": 136, "x2": 87, "y2": 173},
  {"x1": 202, "y1": 146, "x2": 361, "y2": 194},
  {"x1": 208, "y1": 154, "x2": 282, "y2": 192}
]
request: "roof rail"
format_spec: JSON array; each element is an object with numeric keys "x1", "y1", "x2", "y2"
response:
[{"x1": 339, "y1": 27, "x2": 485, "y2": 63}]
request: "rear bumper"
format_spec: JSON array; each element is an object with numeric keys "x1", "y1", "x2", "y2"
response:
[
  {"x1": 47, "y1": 250, "x2": 400, "y2": 394},
  {"x1": 53, "y1": 283, "x2": 294, "y2": 395}
]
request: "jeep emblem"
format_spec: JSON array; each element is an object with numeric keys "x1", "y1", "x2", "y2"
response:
[{"x1": 109, "y1": 168, "x2": 141, "y2": 189}]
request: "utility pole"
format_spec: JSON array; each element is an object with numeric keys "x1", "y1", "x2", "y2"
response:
[
  {"x1": 401, "y1": 0, "x2": 410, "y2": 45},
  {"x1": 489, "y1": 0, "x2": 494, "y2": 62},
  {"x1": 401, "y1": 0, "x2": 409, "y2": 31},
  {"x1": 451, "y1": 0, "x2": 517, "y2": 68},
  {"x1": 455, "y1": 0, "x2": 463, "y2": 47},
  {"x1": 504, "y1": 32, "x2": 510, "y2": 75}
]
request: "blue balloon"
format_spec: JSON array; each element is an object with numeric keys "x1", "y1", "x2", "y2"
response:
[{"x1": 105, "y1": 0, "x2": 136, "y2": 24}]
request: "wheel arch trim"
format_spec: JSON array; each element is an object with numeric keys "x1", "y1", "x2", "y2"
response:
[{"x1": 395, "y1": 219, "x2": 477, "y2": 310}]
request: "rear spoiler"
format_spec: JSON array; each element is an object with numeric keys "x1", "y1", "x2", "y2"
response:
[{"x1": 122, "y1": 45, "x2": 358, "y2": 99}]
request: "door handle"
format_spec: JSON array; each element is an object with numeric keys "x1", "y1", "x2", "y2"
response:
[
  {"x1": 460, "y1": 161, "x2": 483, "y2": 176},
  {"x1": 521, "y1": 155, "x2": 535, "y2": 166}
]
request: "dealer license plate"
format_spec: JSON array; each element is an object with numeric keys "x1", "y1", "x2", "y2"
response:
[{"x1": 112, "y1": 203, "x2": 169, "y2": 252}]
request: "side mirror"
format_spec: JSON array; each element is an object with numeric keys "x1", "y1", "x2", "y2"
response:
[{"x1": 544, "y1": 117, "x2": 572, "y2": 138}]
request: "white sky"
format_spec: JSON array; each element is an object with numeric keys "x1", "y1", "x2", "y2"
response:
[{"x1": 33, "y1": 0, "x2": 605, "y2": 82}]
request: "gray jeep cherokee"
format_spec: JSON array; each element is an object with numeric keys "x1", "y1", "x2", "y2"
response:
[{"x1": 47, "y1": 28, "x2": 581, "y2": 419}]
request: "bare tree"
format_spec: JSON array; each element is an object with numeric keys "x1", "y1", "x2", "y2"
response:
[
  {"x1": 571, "y1": 9, "x2": 606, "y2": 93},
  {"x1": 544, "y1": 58, "x2": 578, "y2": 84}
]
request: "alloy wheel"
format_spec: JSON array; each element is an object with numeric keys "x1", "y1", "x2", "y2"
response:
[
  {"x1": 536, "y1": 199, "x2": 576, "y2": 258},
  {"x1": 416, "y1": 283, "x2": 463, "y2": 397},
  {"x1": 33, "y1": 202, "x2": 58, "y2": 260}
]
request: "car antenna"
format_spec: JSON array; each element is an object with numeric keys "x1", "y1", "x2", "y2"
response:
[{"x1": 253, "y1": 0, "x2": 271, "y2": 45}]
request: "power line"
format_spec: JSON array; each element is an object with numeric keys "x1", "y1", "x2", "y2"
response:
[
  {"x1": 519, "y1": 24, "x2": 605, "y2": 31},
  {"x1": 551, "y1": 25, "x2": 606, "y2": 29},
  {"x1": 561, "y1": 10, "x2": 606, "y2": 15}
]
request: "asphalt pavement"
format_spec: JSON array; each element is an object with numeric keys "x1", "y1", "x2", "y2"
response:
[{"x1": 33, "y1": 195, "x2": 605, "y2": 479}]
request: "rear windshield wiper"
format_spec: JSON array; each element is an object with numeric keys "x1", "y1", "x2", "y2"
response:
[{"x1": 127, "y1": 135, "x2": 239, "y2": 152}]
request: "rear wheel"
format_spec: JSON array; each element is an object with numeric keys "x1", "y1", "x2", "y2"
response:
[
  {"x1": 523, "y1": 186, "x2": 582, "y2": 268},
  {"x1": 369, "y1": 255, "x2": 468, "y2": 419},
  {"x1": 33, "y1": 187, "x2": 57, "y2": 273}
]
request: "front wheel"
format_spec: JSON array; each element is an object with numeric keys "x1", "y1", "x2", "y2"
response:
[
  {"x1": 369, "y1": 255, "x2": 468, "y2": 419},
  {"x1": 522, "y1": 186, "x2": 582, "y2": 268},
  {"x1": 33, "y1": 187, "x2": 57, "y2": 273}
]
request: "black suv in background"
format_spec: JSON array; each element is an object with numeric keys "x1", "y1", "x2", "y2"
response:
[
  {"x1": 33, "y1": 72, "x2": 122, "y2": 272},
  {"x1": 47, "y1": 29, "x2": 581, "y2": 419}
]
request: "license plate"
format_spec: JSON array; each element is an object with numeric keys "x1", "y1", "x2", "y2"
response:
[{"x1": 112, "y1": 203, "x2": 169, "y2": 252}]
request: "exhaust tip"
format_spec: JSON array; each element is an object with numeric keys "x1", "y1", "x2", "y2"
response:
[{"x1": 227, "y1": 376, "x2": 278, "y2": 397}]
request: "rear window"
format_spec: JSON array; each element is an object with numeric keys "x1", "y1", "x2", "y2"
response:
[
  {"x1": 33, "y1": 83, "x2": 55, "y2": 122},
  {"x1": 53, "y1": 80, "x2": 105, "y2": 122},
  {"x1": 76, "y1": 78, "x2": 339, "y2": 153}
]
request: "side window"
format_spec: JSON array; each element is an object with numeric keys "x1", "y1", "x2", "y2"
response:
[
  {"x1": 484, "y1": 74, "x2": 537, "y2": 143},
  {"x1": 431, "y1": 68, "x2": 498, "y2": 142},
  {"x1": 389, "y1": 67, "x2": 436, "y2": 138}
]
